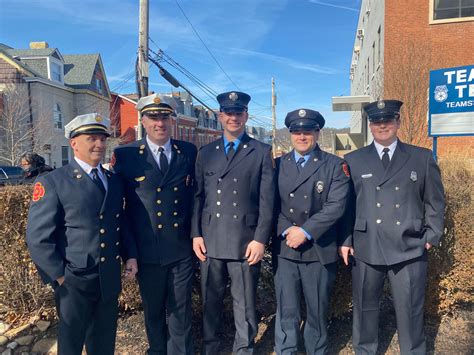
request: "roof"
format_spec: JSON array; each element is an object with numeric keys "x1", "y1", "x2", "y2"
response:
[
  {"x1": 63, "y1": 54, "x2": 100, "y2": 87},
  {"x1": 7, "y1": 48, "x2": 57, "y2": 58}
]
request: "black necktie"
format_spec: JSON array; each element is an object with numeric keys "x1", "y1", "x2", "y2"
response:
[
  {"x1": 382, "y1": 147, "x2": 390, "y2": 170},
  {"x1": 296, "y1": 157, "x2": 305, "y2": 173},
  {"x1": 158, "y1": 147, "x2": 169, "y2": 175},
  {"x1": 91, "y1": 168, "x2": 106, "y2": 196},
  {"x1": 227, "y1": 141, "x2": 235, "y2": 161}
]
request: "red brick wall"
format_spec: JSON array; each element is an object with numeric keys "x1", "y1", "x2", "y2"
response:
[{"x1": 384, "y1": 0, "x2": 474, "y2": 156}]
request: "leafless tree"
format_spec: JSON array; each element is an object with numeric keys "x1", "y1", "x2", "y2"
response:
[
  {"x1": 0, "y1": 84, "x2": 52, "y2": 165},
  {"x1": 384, "y1": 39, "x2": 435, "y2": 148}
]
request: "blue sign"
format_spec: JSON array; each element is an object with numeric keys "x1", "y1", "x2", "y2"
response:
[{"x1": 429, "y1": 65, "x2": 474, "y2": 137}]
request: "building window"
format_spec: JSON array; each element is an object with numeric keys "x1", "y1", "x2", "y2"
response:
[
  {"x1": 372, "y1": 42, "x2": 376, "y2": 74},
  {"x1": 53, "y1": 103, "x2": 62, "y2": 129},
  {"x1": 433, "y1": 0, "x2": 474, "y2": 21},
  {"x1": 61, "y1": 146, "x2": 69, "y2": 166},
  {"x1": 51, "y1": 62, "x2": 63, "y2": 82},
  {"x1": 377, "y1": 26, "x2": 381, "y2": 66},
  {"x1": 96, "y1": 79, "x2": 103, "y2": 94}
]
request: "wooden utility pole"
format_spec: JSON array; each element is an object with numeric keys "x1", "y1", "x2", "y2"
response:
[
  {"x1": 271, "y1": 78, "x2": 277, "y2": 155},
  {"x1": 137, "y1": 0, "x2": 149, "y2": 139}
]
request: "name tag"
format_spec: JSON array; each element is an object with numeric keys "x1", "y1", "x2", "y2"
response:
[{"x1": 361, "y1": 173, "x2": 373, "y2": 179}]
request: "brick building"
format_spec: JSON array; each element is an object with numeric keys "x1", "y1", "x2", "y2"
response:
[{"x1": 334, "y1": 0, "x2": 473, "y2": 157}]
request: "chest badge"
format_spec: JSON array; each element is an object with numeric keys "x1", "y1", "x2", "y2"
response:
[
  {"x1": 134, "y1": 176, "x2": 146, "y2": 182},
  {"x1": 410, "y1": 171, "x2": 417, "y2": 182},
  {"x1": 316, "y1": 181, "x2": 324, "y2": 194}
]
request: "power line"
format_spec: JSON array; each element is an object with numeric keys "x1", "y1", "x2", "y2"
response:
[{"x1": 174, "y1": 0, "x2": 241, "y2": 90}]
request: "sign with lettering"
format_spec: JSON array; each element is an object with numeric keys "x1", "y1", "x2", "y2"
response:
[{"x1": 429, "y1": 65, "x2": 474, "y2": 136}]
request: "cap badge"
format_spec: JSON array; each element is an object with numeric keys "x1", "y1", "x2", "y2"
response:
[
  {"x1": 298, "y1": 109, "x2": 306, "y2": 117},
  {"x1": 95, "y1": 115, "x2": 103, "y2": 122},
  {"x1": 229, "y1": 92, "x2": 238, "y2": 102},
  {"x1": 410, "y1": 171, "x2": 417, "y2": 182},
  {"x1": 153, "y1": 97, "x2": 161, "y2": 104},
  {"x1": 377, "y1": 100, "x2": 385, "y2": 109}
]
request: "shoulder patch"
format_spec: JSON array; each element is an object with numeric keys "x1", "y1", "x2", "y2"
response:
[
  {"x1": 32, "y1": 182, "x2": 46, "y2": 202},
  {"x1": 342, "y1": 162, "x2": 351, "y2": 177}
]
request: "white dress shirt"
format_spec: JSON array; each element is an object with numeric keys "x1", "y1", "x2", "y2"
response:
[
  {"x1": 373, "y1": 139, "x2": 398, "y2": 161},
  {"x1": 146, "y1": 136, "x2": 172, "y2": 169},
  {"x1": 74, "y1": 156, "x2": 108, "y2": 191}
]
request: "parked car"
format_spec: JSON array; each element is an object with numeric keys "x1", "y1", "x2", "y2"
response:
[{"x1": 0, "y1": 166, "x2": 24, "y2": 186}]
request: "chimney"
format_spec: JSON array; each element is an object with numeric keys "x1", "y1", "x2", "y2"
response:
[{"x1": 29, "y1": 41, "x2": 49, "y2": 49}]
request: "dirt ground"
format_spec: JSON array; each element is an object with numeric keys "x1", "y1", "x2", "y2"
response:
[{"x1": 115, "y1": 297, "x2": 473, "y2": 354}]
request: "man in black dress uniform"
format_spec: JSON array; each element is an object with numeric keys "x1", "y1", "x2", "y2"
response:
[
  {"x1": 26, "y1": 113, "x2": 138, "y2": 355},
  {"x1": 191, "y1": 91, "x2": 276, "y2": 354},
  {"x1": 273, "y1": 109, "x2": 350, "y2": 354},
  {"x1": 340, "y1": 100, "x2": 445, "y2": 354},
  {"x1": 112, "y1": 94, "x2": 197, "y2": 355}
]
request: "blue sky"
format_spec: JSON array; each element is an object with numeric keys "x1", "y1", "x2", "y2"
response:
[{"x1": 0, "y1": 0, "x2": 361, "y2": 128}]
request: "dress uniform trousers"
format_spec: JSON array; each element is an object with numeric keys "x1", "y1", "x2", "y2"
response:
[
  {"x1": 54, "y1": 276, "x2": 118, "y2": 355},
  {"x1": 137, "y1": 258, "x2": 194, "y2": 355},
  {"x1": 200, "y1": 257, "x2": 261, "y2": 355},
  {"x1": 352, "y1": 254, "x2": 428, "y2": 355},
  {"x1": 274, "y1": 257, "x2": 337, "y2": 355}
]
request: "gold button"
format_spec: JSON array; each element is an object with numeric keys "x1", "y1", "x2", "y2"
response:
[
  {"x1": 174, "y1": 223, "x2": 179, "y2": 228},
  {"x1": 100, "y1": 243, "x2": 106, "y2": 248},
  {"x1": 101, "y1": 257, "x2": 106, "y2": 262},
  {"x1": 376, "y1": 186, "x2": 381, "y2": 191},
  {"x1": 158, "y1": 224, "x2": 163, "y2": 229},
  {"x1": 173, "y1": 212, "x2": 178, "y2": 216},
  {"x1": 289, "y1": 193, "x2": 294, "y2": 197},
  {"x1": 157, "y1": 212, "x2": 162, "y2": 217},
  {"x1": 100, "y1": 228, "x2": 105, "y2": 234},
  {"x1": 395, "y1": 204, "x2": 400, "y2": 208},
  {"x1": 395, "y1": 186, "x2": 400, "y2": 191},
  {"x1": 233, "y1": 202, "x2": 237, "y2": 206},
  {"x1": 376, "y1": 219, "x2": 382, "y2": 224},
  {"x1": 216, "y1": 213, "x2": 220, "y2": 218},
  {"x1": 304, "y1": 195, "x2": 308, "y2": 199},
  {"x1": 116, "y1": 241, "x2": 120, "y2": 246},
  {"x1": 157, "y1": 187, "x2": 161, "y2": 192},
  {"x1": 233, "y1": 190, "x2": 237, "y2": 194},
  {"x1": 217, "y1": 189, "x2": 222, "y2": 194},
  {"x1": 217, "y1": 201, "x2": 221, "y2": 205},
  {"x1": 115, "y1": 213, "x2": 120, "y2": 218},
  {"x1": 157, "y1": 200, "x2": 162, "y2": 204},
  {"x1": 233, "y1": 215, "x2": 238, "y2": 219},
  {"x1": 116, "y1": 227, "x2": 120, "y2": 231},
  {"x1": 289, "y1": 208, "x2": 294, "y2": 213},
  {"x1": 218, "y1": 178, "x2": 222, "y2": 182},
  {"x1": 376, "y1": 203, "x2": 381, "y2": 207},
  {"x1": 174, "y1": 187, "x2": 178, "y2": 191},
  {"x1": 233, "y1": 178, "x2": 238, "y2": 182},
  {"x1": 304, "y1": 211, "x2": 309, "y2": 214},
  {"x1": 99, "y1": 215, "x2": 104, "y2": 220},
  {"x1": 116, "y1": 255, "x2": 120, "y2": 260},
  {"x1": 174, "y1": 200, "x2": 178, "y2": 204},
  {"x1": 396, "y1": 221, "x2": 401, "y2": 225}
]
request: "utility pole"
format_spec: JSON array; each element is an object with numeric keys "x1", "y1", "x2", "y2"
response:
[
  {"x1": 271, "y1": 77, "x2": 277, "y2": 156},
  {"x1": 137, "y1": 0, "x2": 149, "y2": 140}
]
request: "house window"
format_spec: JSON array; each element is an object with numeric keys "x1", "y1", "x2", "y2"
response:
[
  {"x1": 61, "y1": 146, "x2": 69, "y2": 166},
  {"x1": 96, "y1": 79, "x2": 103, "y2": 94},
  {"x1": 377, "y1": 26, "x2": 381, "y2": 65},
  {"x1": 433, "y1": 0, "x2": 474, "y2": 20},
  {"x1": 53, "y1": 103, "x2": 63, "y2": 129},
  {"x1": 372, "y1": 42, "x2": 376, "y2": 74},
  {"x1": 51, "y1": 62, "x2": 62, "y2": 82}
]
